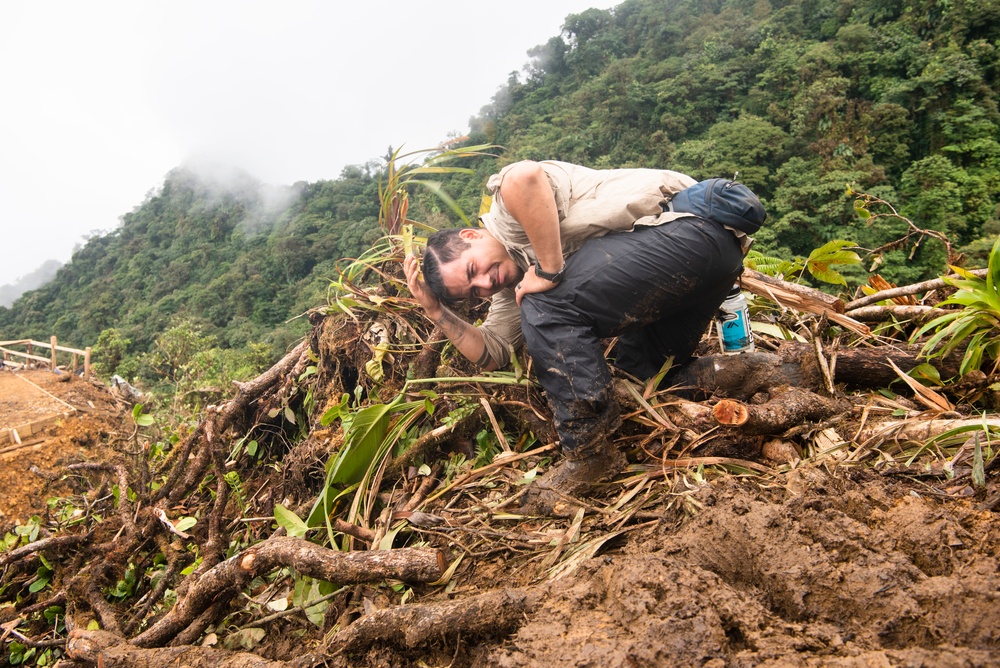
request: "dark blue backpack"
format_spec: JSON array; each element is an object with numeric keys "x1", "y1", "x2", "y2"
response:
[{"x1": 669, "y1": 178, "x2": 766, "y2": 234}]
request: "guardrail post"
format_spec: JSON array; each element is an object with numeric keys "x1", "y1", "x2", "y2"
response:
[
  {"x1": 51, "y1": 335, "x2": 58, "y2": 371},
  {"x1": 84, "y1": 347, "x2": 92, "y2": 380}
]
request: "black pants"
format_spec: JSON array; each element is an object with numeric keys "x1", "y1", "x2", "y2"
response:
[{"x1": 520, "y1": 216, "x2": 744, "y2": 452}]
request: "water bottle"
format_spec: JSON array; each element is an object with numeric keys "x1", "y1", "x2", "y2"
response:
[{"x1": 716, "y1": 285, "x2": 754, "y2": 354}]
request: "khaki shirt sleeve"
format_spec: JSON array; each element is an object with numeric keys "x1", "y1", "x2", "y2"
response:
[
  {"x1": 553, "y1": 162, "x2": 697, "y2": 232},
  {"x1": 477, "y1": 288, "x2": 522, "y2": 369}
]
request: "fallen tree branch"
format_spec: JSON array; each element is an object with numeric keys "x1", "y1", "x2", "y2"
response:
[
  {"x1": 67, "y1": 629, "x2": 298, "y2": 668},
  {"x1": 857, "y1": 418, "x2": 1000, "y2": 446},
  {"x1": 329, "y1": 587, "x2": 539, "y2": 654},
  {"x1": 133, "y1": 537, "x2": 444, "y2": 647},
  {"x1": 741, "y1": 269, "x2": 845, "y2": 313},
  {"x1": 845, "y1": 268, "x2": 989, "y2": 311},
  {"x1": 844, "y1": 305, "x2": 949, "y2": 324},
  {"x1": 712, "y1": 387, "x2": 851, "y2": 435},
  {"x1": 0, "y1": 533, "x2": 91, "y2": 568},
  {"x1": 740, "y1": 269, "x2": 870, "y2": 335}
]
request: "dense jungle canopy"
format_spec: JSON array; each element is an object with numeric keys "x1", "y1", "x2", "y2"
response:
[{"x1": 1, "y1": 0, "x2": 998, "y2": 381}]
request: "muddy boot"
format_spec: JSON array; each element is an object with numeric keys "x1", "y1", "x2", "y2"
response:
[{"x1": 519, "y1": 440, "x2": 627, "y2": 516}]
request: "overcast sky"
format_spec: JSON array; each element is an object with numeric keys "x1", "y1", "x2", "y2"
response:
[{"x1": 0, "y1": 0, "x2": 615, "y2": 287}]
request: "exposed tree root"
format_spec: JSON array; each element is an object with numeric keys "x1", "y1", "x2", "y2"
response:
[
  {"x1": 67, "y1": 629, "x2": 300, "y2": 667},
  {"x1": 328, "y1": 587, "x2": 539, "y2": 654},
  {"x1": 133, "y1": 538, "x2": 444, "y2": 647}
]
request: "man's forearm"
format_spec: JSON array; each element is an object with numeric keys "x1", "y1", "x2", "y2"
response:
[{"x1": 429, "y1": 307, "x2": 498, "y2": 371}]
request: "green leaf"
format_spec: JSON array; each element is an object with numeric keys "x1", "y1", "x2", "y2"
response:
[
  {"x1": 274, "y1": 504, "x2": 309, "y2": 538},
  {"x1": 174, "y1": 516, "x2": 197, "y2": 532},
  {"x1": 324, "y1": 400, "x2": 399, "y2": 486},
  {"x1": 132, "y1": 404, "x2": 154, "y2": 426},
  {"x1": 284, "y1": 406, "x2": 297, "y2": 425}
]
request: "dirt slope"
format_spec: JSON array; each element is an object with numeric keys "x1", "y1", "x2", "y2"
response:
[{"x1": 0, "y1": 369, "x2": 121, "y2": 527}]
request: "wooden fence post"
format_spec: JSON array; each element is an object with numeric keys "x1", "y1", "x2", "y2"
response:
[
  {"x1": 84, "y1": 347, "x2": 92, "y2": 380},
  {"x1": 51, "y1": 336, "x2": 58, "y2": 371}
]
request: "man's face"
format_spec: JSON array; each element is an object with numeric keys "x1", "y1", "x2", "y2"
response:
[{"x1": 438, "y1": 229, "x2": 523, "y2": 300}]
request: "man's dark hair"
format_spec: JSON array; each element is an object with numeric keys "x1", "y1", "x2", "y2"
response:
[{"x1": 422, "y1": 228, "x2": 471, "y2": 304}]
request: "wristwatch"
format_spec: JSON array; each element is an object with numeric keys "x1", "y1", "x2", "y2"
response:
[{"x1": 534, "y1": 261, "x2": 565, "y2": 284}]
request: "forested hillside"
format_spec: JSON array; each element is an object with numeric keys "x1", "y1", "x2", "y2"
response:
[{"x1": 1, "y1": 0, "x2": 997, "y2": 384}]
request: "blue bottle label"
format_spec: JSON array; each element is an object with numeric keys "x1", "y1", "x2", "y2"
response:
[{"x1": 719, "y1": 308, "x2": 753, "y2": 352}]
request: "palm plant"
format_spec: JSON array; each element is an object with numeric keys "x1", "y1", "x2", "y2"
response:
[{"x1": 911, "y1": 235, "x2": 1000, "y2": 376}]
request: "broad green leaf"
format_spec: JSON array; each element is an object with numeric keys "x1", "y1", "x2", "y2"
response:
[
  {"x1": 274, "y1": 504, "x2": 309, "y2": 538},
  {"x1": 174, "y1": 516, "x2": 197, "y2": 532}
]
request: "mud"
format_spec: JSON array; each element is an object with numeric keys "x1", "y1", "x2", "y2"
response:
[
  {"x1": 482, "y1": 470, "x2": 999, "y2": 667},
  {"x1": 0, "y1": 369, "x2": 120, "y2": 527}
]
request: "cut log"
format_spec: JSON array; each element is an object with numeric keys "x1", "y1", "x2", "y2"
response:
[
  {"x1": 331, "y1": 587, "x2": 538, "y2": 653},
  {"x1": 671, "y1": 342, "x2": 965, "y2": 400},
  {"x1": 712, "y1": 387, "x2": 851, "y2": 435},
  {"x1": 712, "y1": 400, "x2": 749, "y2": 426},
  {"x1": 696, "y1": 387, "x2": 849, "y2": 460}
]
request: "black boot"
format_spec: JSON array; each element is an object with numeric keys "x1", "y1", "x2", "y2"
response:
[{"x1": 519, "y1": 440, "x2": 627, "y2": 516}]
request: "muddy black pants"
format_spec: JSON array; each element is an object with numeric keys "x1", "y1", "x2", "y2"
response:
[{"x1": 520, "y1": 216, "x2": 744, "y2": 452}]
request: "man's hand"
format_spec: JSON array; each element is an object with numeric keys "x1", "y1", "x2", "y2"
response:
[
  {"x1": 515, "y1": 264, "x2": 561, "y2": 306},
  {"x1": 404, "y1": 253, "x2": 496, "y2": 370},
  {"x1": 404, "y1": 254, "x2": 443, "y2": 319}
]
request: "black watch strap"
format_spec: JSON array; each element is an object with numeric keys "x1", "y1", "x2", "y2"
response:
[{"x1": 534, "y1": 262, "x2": 565, "y2": 284}]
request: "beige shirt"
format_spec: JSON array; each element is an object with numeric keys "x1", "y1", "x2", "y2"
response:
[{"x1": 477, "y1": 161, "x2": 697, "y2": 367}]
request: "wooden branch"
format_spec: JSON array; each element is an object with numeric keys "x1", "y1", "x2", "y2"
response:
[
  {"x1": 845, "y1": 305, "x2": 949, "y2": 323},
  {"x1": 133, "y1": 537, "x2": 444, "y2": 647},
  {"x1": 0, "y1": 533, "x2": 91, "y2": 568},
  {"x1": 857, "y1": 418, "x2": 1000, "y2": 446},
  {"x1": 845, "y1": 268, "x2": 989, "y2": 311},
  {"x1": 742, "y1": 269, "x2": 845, "y2": 312},
  {"x1": 67, "y1": 629, "x2": 295, "y2": 668},
  {"x1": 330, "y1": 587, "x2": 538, "y2": 653},
  {"x1": 712, "y1": 387, "x2": 851, "y2": 435},
  {"x1": 389, "y1": 406, "x2": 484, "y2": 475},
  {"x1": 740, "y1": 270, "x2": 869, "y2": 335},
  {"x1": 154, "y1": 340, "x2": 309, "y2": 506}
]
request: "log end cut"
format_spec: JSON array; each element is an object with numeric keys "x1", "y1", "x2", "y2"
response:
[{"x1": 712, "y1": 399, "x2": 750, "y2": 426}]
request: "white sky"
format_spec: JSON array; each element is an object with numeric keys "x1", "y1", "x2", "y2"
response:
[{"x1": 0, "y1": 0, "x2": 615, "y2": 287}]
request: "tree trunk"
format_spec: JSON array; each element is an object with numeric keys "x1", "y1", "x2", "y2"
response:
[{"x1": 671, "y1": 342, "x2": 964, "y2": 400}]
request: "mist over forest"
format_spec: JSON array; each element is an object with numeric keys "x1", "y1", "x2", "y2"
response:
[{"x1": 1, "y1": 0, "x2": 997, "y2": 386}]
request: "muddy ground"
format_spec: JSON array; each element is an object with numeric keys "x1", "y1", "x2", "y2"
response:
[
  {"x1": 0, "y1": 370, "x2": 121, "y2": 526},
  {"x1": 480, "y1": 470, "x2": 999, "y2": 667},
  {"x1": 1, "y1": 367, "x2": 998, "y2": 667}
]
